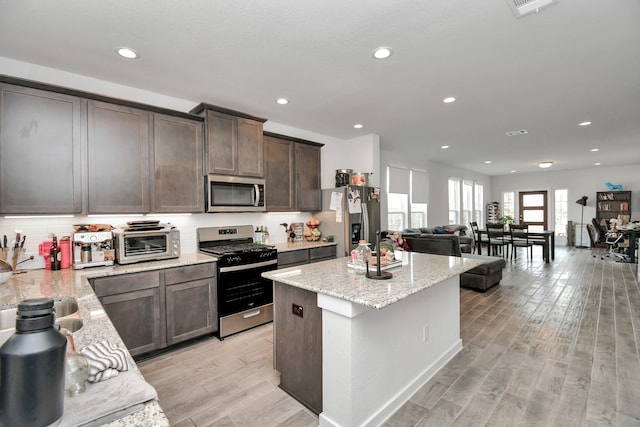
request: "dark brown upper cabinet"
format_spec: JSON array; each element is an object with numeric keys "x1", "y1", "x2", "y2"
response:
[
  {"x1": 88, "y1": 100, "x2": 151, "y2": 213},
  {"x1": 264, "y1": 132, "x2": 323, "y2": 212},
  {"x1": 151, "y1": 114, "x2": 204, "y2": 213},
  {"x1": 0, "y1": 83, "x2": 83, "y2": 214},
  {"x1": 190, "y1": 103, "x2": 267, "y2": 178}
]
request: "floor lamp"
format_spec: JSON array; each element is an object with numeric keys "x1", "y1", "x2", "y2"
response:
[{"x1": 576, "y1": 196, "x2": 588, "y2": 248}]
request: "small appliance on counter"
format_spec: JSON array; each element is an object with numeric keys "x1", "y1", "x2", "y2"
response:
[
  {"x1": 71, "y1": 230, "x2": 115, "y2": 269},
  {"x1": 113, "y1": 221, "x2": 180, "y2": 265}
]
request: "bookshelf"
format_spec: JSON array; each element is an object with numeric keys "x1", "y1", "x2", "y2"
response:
[{"x1": 596, "y1": 191, "x2": 631, "y2": 222}]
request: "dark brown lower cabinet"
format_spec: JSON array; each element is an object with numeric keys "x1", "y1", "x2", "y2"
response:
[
  {"x1": 91, "y1": 262, "x2": 217, "y2": 357},
  {"x1": 274, "y1": 282, "x2": 322, "y2": 414},
  {"x1": 91, "y1": 271, "x2": 163, "y2": 356},
  {"x1": 277, "y1": 245, "x2": 337, "y2": 268},
  {"x1": 165, "y1": 264, "x2": 217, "y2": 345}
]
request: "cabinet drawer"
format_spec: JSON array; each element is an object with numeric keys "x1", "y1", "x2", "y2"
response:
[
  {"x1": 309, "y1": 245, "x2": 336, "y2": 261},
  {"x1": 278, "y1": 250, "x2": 310, "y2": 267},
  {"x1": 91, "y1": 271, "x2": 161, "y2": 297},
  {"x1": 165, "y1": 262, "x2": 216, "y2": 285}
]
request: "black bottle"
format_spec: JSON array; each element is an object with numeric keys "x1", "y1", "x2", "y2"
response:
[
  {"x1": 0, "y1": 298, "x2": 67, "y2": 426},
  {"x1": 49, "y1": 235, "x2": 61, "y2": 271}
]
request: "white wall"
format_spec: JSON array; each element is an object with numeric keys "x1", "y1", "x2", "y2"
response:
[{"x1": 490, "y1": 164, "x2": 640, "y2": 228}]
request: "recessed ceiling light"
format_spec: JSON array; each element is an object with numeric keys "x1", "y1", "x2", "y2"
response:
[
  {"x1": 538, "y1": 161, "x2": 553, "y2": 168},
  {"x1": 372, "y1": 47, "x2": 392, "y2": 59},
  {"x1": 443, "y1": 97, "x2": 456, "y2": 104},
  {"x1": 579, "y1": 121, "x2": 592, "y2": 126},
  {"x1": 510, "y1": 170, "x2": 517, "y2": 173},
  {"x1": 116, "y1": 47, "x2": 138, "y2": 59},
  {"x1": 590, "y1": 148, "x2": 599, "y2": 152},
  {"x1": 441, "y1": 145, "x2": 449, "y2": 149},
  {"x1": 353, "y1": 124, "x2": 363, "y2": 129},
  {"x1": 484, "y1": 160, "x2": 492, "y2": 164},
  {"x1": 594, "y1": 162, "x2": 601, "y2": 166},
  {"x1": 276, "y1": 98, "x2": 289, "y2": 105}
]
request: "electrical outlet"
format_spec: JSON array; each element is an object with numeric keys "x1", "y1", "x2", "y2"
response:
[
  {"x1": 292, "y1": 304, "x2": 303, "y2": 318},
  {"x1": 423, "y1": 324, "x2": 429, "y2": 342}
]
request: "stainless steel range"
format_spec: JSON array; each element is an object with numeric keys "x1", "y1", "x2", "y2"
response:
[{"x1": 197, "y1": 225, "x2": 277, "y2": 340}]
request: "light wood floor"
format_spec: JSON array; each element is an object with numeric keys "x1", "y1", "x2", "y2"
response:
[{"x1": 139, "y1": 246, "x2": 640, "y2": 426}]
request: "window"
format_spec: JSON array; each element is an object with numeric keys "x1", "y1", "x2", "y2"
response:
[
  {"x1": 553, "y1": 189, "x2": 567, "y2": 237},
  {"x1": 411, "y1": 203, "x2": 427, "y2": 228},
  {"x1": 474, "y1": 183, "x2": 484, "y2": 225},
  {"x1": 502, "y1": 192, "x2": 515, "y2": 218},
  {"x1": 388, "y1": 193, "x2": 408, "y2": 231},
  {"x1": 462, "y1": 181, "x2": 473, "y2": 226},
  {"x1": 448, "y1": 178, "x2": 460, "y2": 224}
]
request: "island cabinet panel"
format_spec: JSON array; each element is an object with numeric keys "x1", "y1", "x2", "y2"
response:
[
  {"x1": 309, "y1": 245, "x2": 336, "y2": 262},
  {"x1": 151, "y1": 113, "x2": 204, "y2": 213},
  {"x1": 91, "y1": 271, "x2": 164, "y2": 356},
  {"x1": 193, "y1": 104, "x2": 267, "y2": 178},
  {"x1": 165, "y1": 264, "x2": 217, "y2": 345},
  {"x1": 88, "y1": 100, "x2": 150, "y2": 213},
  {"x1": 0, "y1": 83, "x2": 82, "y2": 214},
  {"x1": 295, "y1": 143, "x2": 321, "y2": 212},
  {"x1": 274, "y1": 282, "x2": 322, "y2": 414},
  {"x1": 264, "y1": 134, "x2": 295, "y2": 211}
]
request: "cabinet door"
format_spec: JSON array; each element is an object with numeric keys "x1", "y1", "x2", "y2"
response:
[
  {"x1": 205, "y1": 109, "x2": 237, "y2": 175},
  {"x1": 152, "y1": 114, "x2": 204, "y2": 213},
  {"x1": 264, "y1": 135, "x2": 294, "y2": 211},
  {"x1": 295, "y1": 143, "x2": 322, "y2": 211},
  {"x1": 274, "y1": 282, "x2": 322, "y2": 414},
  {"x1": 100, "y1": 287, "x2": 162, "y2": 356},
  {"x1": 0, "y1": 84, "x2": 82, "y2": 214},
  {"x1": 277, "y1": 250, "x2": 310, "y2": 268},
  {"x1": 88, "y1": 100, "x2": 150, "y2": 213},
  {"x1": 166, "y1": 277, "x2": 217, "y2": 345},
  {"x1": 237, "y1": 118, "x2": 264, "y2": 177}
]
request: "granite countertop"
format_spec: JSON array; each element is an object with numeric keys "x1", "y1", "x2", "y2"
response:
[
  {"x1": 262, "y1": 252, "x2": 485, "y2": 309},
  {"x1": 273, "y1": 240, "x2": 338, "y2": 253},
  {"x1": 0, "y1": 252, "x2": 217, "y2": 426}
]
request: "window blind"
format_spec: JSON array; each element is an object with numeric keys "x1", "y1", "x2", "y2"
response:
[
  {"x1": 388, "y1": 166, "x2": 410, "y2": 194},
  {"x1": 411, "y1": 170, "x2": 429, "y2": 203}
]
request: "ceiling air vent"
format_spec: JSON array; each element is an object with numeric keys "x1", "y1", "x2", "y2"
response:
[
  {"x1": 506, "y1": 0, "x2": 559, "y2": 18},
  {"x1": 505, "y1": 129, "x2": 529, "y2": 136}
]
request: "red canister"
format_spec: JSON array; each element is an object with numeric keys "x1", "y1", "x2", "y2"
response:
[{"x1": 38, "y1": 241, "x2": 52, "y2": 270}]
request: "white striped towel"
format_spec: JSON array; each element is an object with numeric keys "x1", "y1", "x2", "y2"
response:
[{"x1": 79, "y1": 340, "x2": 129, "y2": 383}]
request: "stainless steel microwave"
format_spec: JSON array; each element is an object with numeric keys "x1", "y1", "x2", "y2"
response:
[{"x1": 207, "y1": 175, "x2": 265, "y2": 212}]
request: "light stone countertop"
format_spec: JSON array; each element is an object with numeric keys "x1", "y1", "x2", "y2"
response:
[
  {"x1": 0, "y1": 252, "x2": 217, "y2": 427},
  {"x1": 273, "y1": 240, "x2": 338, "y2": 253},
  {"x1": 263, "y1": 252, "x2": 485, "y2": 310}
]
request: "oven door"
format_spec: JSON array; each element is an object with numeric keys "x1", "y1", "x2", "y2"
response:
[
  {"x1": 117, "y1": 231, "x2": 171, "y2": 264},
  {"x1": 217, "y1": 259, "x2": 277, "y2": 317}
]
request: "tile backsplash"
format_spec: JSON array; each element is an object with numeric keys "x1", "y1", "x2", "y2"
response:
[{"x1": 0, "y1": 212, "x2": 312, "y2": 270}]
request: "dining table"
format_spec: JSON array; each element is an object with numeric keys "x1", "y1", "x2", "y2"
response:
[{"x1": 477, "y1": 229, "x2": 555, "y2": 263}]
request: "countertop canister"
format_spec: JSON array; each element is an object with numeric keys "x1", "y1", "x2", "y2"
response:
[{"x1": 0, "y1": 298, "x2": 67, "y2": 426}]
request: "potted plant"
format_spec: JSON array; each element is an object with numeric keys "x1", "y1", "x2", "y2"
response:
[{"x1": 499, "y1": 215, "x2": 514, "y2": 230}]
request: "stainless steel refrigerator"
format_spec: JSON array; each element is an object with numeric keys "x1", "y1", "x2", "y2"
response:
[{"x1": 314, "y1": 186, "x2": 381, "y2": 258}]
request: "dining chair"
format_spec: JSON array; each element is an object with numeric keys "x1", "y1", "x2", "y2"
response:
[
  {"x1": 509, "y1": 223, "x2": 534, "y2": 261},
  {"x1": 486, "y1": 223, "x2": 509, "y2": 258},
  {"x1": 469, "y1": 221, "x2": 489, "y2": 254}
]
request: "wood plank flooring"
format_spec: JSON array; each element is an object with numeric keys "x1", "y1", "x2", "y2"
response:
[{"x1": 139, "y1": 246, "x2": 640, "y2": 426}]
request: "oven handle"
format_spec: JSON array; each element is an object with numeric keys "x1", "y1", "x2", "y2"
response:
[
  {"x1": 219, "y1": 259, "x2": 277, "y2": 273},
  {"x1": 243, "y1": 310, "x2": 261, "y2": 319}
]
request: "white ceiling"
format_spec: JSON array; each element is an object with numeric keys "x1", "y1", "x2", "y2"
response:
[{"x1": 1, "y1": 0, "x2": 639, "y2": 176}]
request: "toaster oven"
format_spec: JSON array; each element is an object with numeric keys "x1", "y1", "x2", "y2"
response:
[{"x1": 113, "y1": 224, "x2": 180, "y2": 265}]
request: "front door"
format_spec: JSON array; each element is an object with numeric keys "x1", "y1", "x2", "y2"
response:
[{"x1": 519, "y1": 191, "x2": 548, "y2": 231}]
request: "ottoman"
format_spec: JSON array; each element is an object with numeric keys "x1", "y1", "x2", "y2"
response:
[{"x1": 460, "y1": 253, "x2": 506, "y2": 292}]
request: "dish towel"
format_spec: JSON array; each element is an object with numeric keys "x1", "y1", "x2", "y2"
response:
[{"x1": 80, "y1": 340, "x2": 129, "y2": 383}]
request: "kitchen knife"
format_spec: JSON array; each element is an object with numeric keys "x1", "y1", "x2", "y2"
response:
[
  {"x1": 15, "y1": 232, "x2": 20, "y2": 249},
  {"x1": 20, "y1": 235, "x2": 26, "y2": 248},
  {"x1": 2, "y1": 235, "x2": 6, "y2": 249}
]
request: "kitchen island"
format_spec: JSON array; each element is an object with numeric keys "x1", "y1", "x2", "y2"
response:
[
  {"x1": 263, "y1": 252, "x2": 485, "y2": 427},
  {"x1": 0, "y1": 253, "x2": 217, "y2": 427}
]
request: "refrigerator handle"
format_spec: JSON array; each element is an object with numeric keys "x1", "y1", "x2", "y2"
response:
[{"x1": 362, "y1": 203, "x2": 369, "y2": 243}]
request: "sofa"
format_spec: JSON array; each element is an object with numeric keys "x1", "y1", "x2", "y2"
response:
[
  {"x1": 403, "y1": 234, "x2": 506, "y2": 292},
  {"x1": 400, "y1": 225, "x2": 473, "y2": 253}
]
